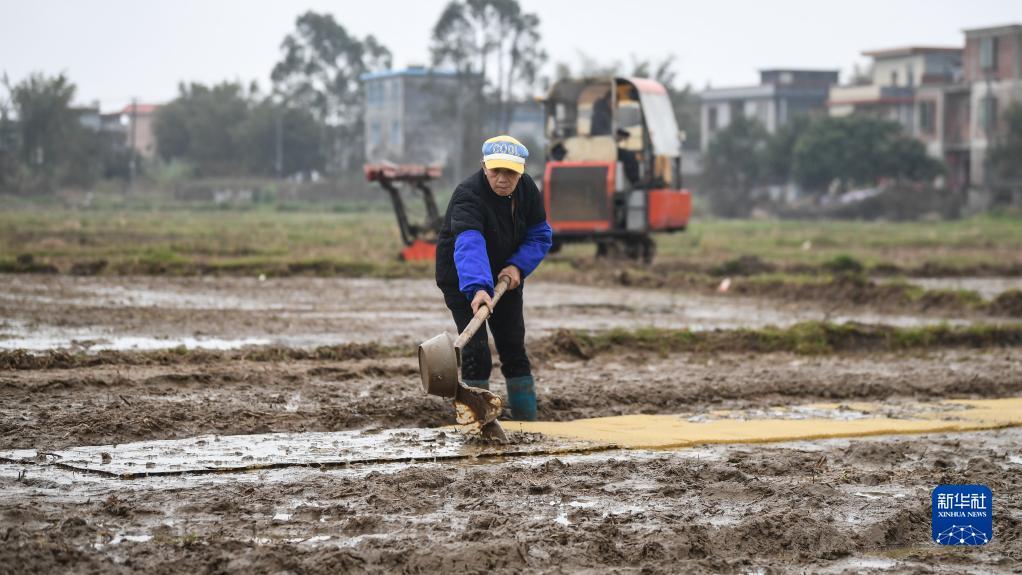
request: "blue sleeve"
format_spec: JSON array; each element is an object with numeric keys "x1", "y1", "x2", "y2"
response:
[
  {"x1": 454, "y1": 229, "x2": 494, "y2": 299},
  {"x1": 507, "y1": 221, "x2": 553, "y2": 278}
]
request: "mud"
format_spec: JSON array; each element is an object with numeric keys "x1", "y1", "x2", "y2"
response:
[
  {"x1": 2, "y1": 429, "x2": 1020, "y2": 574},
  {"x1": 3, "y1": 346, "x2": 1021, "y2": 451},
  {"x1": 1, "y1": 274, "x2": 1012, "y2": 355},
  {"x1": 2, "y1": 274, "x2": 1021, "y2": 573}
]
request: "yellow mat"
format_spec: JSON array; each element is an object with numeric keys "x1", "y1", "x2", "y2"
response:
[{"x1": 502, "y1": 398, "x2": 1022, "y2": 449}]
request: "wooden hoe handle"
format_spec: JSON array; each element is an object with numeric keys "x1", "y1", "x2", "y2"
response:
[{"x1": 453, "y1": 276, "x2": 511, "y2": 351}]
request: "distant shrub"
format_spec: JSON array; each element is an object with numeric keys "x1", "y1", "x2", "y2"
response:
[{"x1": 823, "y1": 254, "x2": 865, "y2": 276}]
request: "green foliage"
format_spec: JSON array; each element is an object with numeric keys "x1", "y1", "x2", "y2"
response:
[
  {"x1": 154, "y1": 82, "x2": 250, "y2": 176},
  {"x1": 702, "y1": 116, "x2": 770, "y2": 217},
  {"x1": 0, "y1": 100, "x2": 17, "y2": 190},
  {"x1": 154, "y1": 82, "x2": 324, "y2": 178},
  {"x1": 1, "y1": 72, "x2": 126, "y2": 192},
  {"x1": 765, "y1": 115, "x2": 810, "y2": 182},
  {"x1": 148, "y1": 159, "x2": 195, "y2": 187},
  {"x1": 237, "y1": 101, "x2": 323, "y2": 176},
  {"x1": 559, "y1": 321, "x2": 1022, "y2": 357},
  {"x1": 792, "y1": 115, "x2": 943, "y2": 192},
  {"x1": 7, "y1": 73, "x2": 78, "y2": 169},
  {"x1": 822, "y1": 254, "x2": 865, "y2": 276},
  {"x1": 710, "y1": 255, "x2": 774, "y2": 276}
]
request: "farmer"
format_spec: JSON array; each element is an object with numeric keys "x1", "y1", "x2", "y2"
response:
[{"x1": 435, "y1": 135, "x2": 553, "y2": 421}]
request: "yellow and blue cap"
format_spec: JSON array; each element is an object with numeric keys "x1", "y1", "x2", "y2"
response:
[{"x1": 482, "y1": 135, "x2": 529, "y2": 174}]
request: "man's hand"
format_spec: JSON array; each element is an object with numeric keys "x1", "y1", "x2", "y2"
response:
[
  {"x1": 498, "y1": 265, "x2": 522, "y2": 290},
  {"x1": 471, "y1": 290, "x2": 494, "y2": 315}
]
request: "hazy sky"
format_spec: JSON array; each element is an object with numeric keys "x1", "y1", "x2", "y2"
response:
[{"x1": 2, "y1": 0, "x2": 1019, "y2": 111}]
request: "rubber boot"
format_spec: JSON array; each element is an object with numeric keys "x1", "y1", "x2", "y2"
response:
[
  {"x1": 506, "y1": 375, "x2": 537, "y2": 421},
  {"x1": 462, "y1": 378, "x2": 490, "y2": 391}
]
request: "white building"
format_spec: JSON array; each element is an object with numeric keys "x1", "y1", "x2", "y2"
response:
[{"x1": 700, "y1": 69, "x2": 839, "y2": 151}]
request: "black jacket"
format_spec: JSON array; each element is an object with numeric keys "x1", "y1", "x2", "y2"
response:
[{"x1": 435, "y1": 169, "x2": 550, "y2": 297}]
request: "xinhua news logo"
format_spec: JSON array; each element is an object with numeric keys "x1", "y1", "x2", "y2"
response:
[{"x1": 931, "y1": 485, "x2": 992, "y2": 546}]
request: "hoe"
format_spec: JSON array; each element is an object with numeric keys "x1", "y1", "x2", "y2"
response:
[{"x1": 418, "y1": 277, "x2": 512, "y2": 443}]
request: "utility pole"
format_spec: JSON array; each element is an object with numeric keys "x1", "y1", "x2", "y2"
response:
[
  {"x1": 275, "y1": 102, "x2": 283, "y2": 178},
  {"x1": 128, "y1": 98, "x2": 138, "y2": 193}
]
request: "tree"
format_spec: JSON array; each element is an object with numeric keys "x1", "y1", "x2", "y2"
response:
[
  {"x1": 0, "y1": 81, "x2": 20, "y2": 190},
  {"x1": 792, "y1": 115, "x2": 943, "y2": 192},
  {"x1": 154, "y1": 82, "x2": 251, "y2": 177},
  {"x1": 154, "y1": 81, "x2": 324, "y2": 179},
  {"x1": 271, "y1": 11, "x2": 391, "y2": 127},
  {"x1": 431, "y1": 0, "x2": 546, "y2": 131},
  {"x1": 237, "y1": 101, "x2": 323, "y2": 177},
  {"x1": 2, "y1": 72, "x2": 112, "y2": 191},
  {"x1": 702, "y1": 116, "x2": 770, "y2": 217},
  {"x1": 764, "y1": 114, "x2": 810, "y2": 182},
  {"x1": 270, "y1": 11, "x2": 392, "y2": 175},
  {"x1": 7, "y1": 73, "x2": 77, "y2": 171}
]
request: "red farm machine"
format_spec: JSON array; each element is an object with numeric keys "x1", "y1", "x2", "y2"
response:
[
  {"x1": 364, "y1": 164, "x2": 443, "y2": 262},
  {"x1": 367, "y1": 76, "x2": 690, "y2": 263},
  {"x1": 542, "y1": 76, "x2": 691, "y2": 262}
]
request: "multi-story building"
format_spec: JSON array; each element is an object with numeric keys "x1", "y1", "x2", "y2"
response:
[
  {"x1": 962, "y1": 23, "x2": 1022, "y2": 186},
  {"x1": 828, "y1": 46, "x2": 963, "y2": 134},
  {"x1": 827, "y1": 28, "x2": 1022, "y2": 192},
  {"x1": 362, "y1": 67, "x2": 484, "y2": 178},
  {"x1": 700, "y1": 69, "x2": 839, "y2": 151},
  {"x1": 362, "y1": 67, "x2": 546, "y2": 179},
  {"x1": 70, "y1": 102, "x2": 160, "y2": 160},
  {"x1": 120, "y1": 103, "x2": 160, "y2": 159}
]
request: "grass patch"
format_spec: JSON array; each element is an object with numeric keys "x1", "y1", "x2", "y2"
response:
[
  {"x1": 990, "y1": 290, "x2": 1022, "y2": 317},
  {"x1": 822, "y1": 254, "x2": 866, "y2": 276},
  {"x1": 539, "y1": 322, "x2": 1022, "y2": 359},
  {"x1": 2, "y1": 207, "x2": 1021, "y2": 278},
  {"x1": 642, "y1": 215, "x2": 1022, "y2": 270},
  {"x1": 5, "y1": 322, "x2": 1021, "y2": 371},
  {"x1": 0, "y1": 342, "x2": 388, "y2": 370}
]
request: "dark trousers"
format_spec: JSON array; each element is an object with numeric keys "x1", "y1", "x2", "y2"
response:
[{"x1": 443, "y1": 287, "x2": 531, "y2": 381}]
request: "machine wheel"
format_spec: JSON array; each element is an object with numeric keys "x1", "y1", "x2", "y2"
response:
[
  {"x1": 596, "y1": 239, "x2": 624, "y2": 259},
  {"x1": 597, "y1": 238, "x2": 652, "y2": 261},
  {"x1": 624, "y1": 239, "x2": 643, "y2": 260},
  {"x1": 641, "y1": 236, "x2": 656, "y2": 264}
]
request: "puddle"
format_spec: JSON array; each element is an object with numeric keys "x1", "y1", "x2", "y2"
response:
[
  {"x1": 0, "y1": 428, "x2": 608, "y2": 478},
  {"x1": 0, "y1": 319, "x2": 272, "y2": 352},
  {"x1": 0, "y1": 275, "x2": 999, "y2": 353},
  {"x1": 852, "y1": 491, "x2": 907, "y2": 500},
  {"x1": 1, "y1": 334, "x2": 272, "y2": 352},
  {"x1": 816, "y1": 556, "x2": 898, "y2": 573},
  {"x1": 93, "y1": 533, "x2": 154, "y2": 549},
  {"x1": 7, "y1": 399, "x2": 1020, "y2": 483},
  {"x1": 877, "y1": 276, "x2": 1022, "y2": 301}
]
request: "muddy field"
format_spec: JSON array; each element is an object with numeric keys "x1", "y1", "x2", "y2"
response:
[
  {"x1": 2, "y1": 274, "x2": 1021, "y2": 574},
  {"x1": 2, "y1": 274, "x2": 1016, "y2": 352}
]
